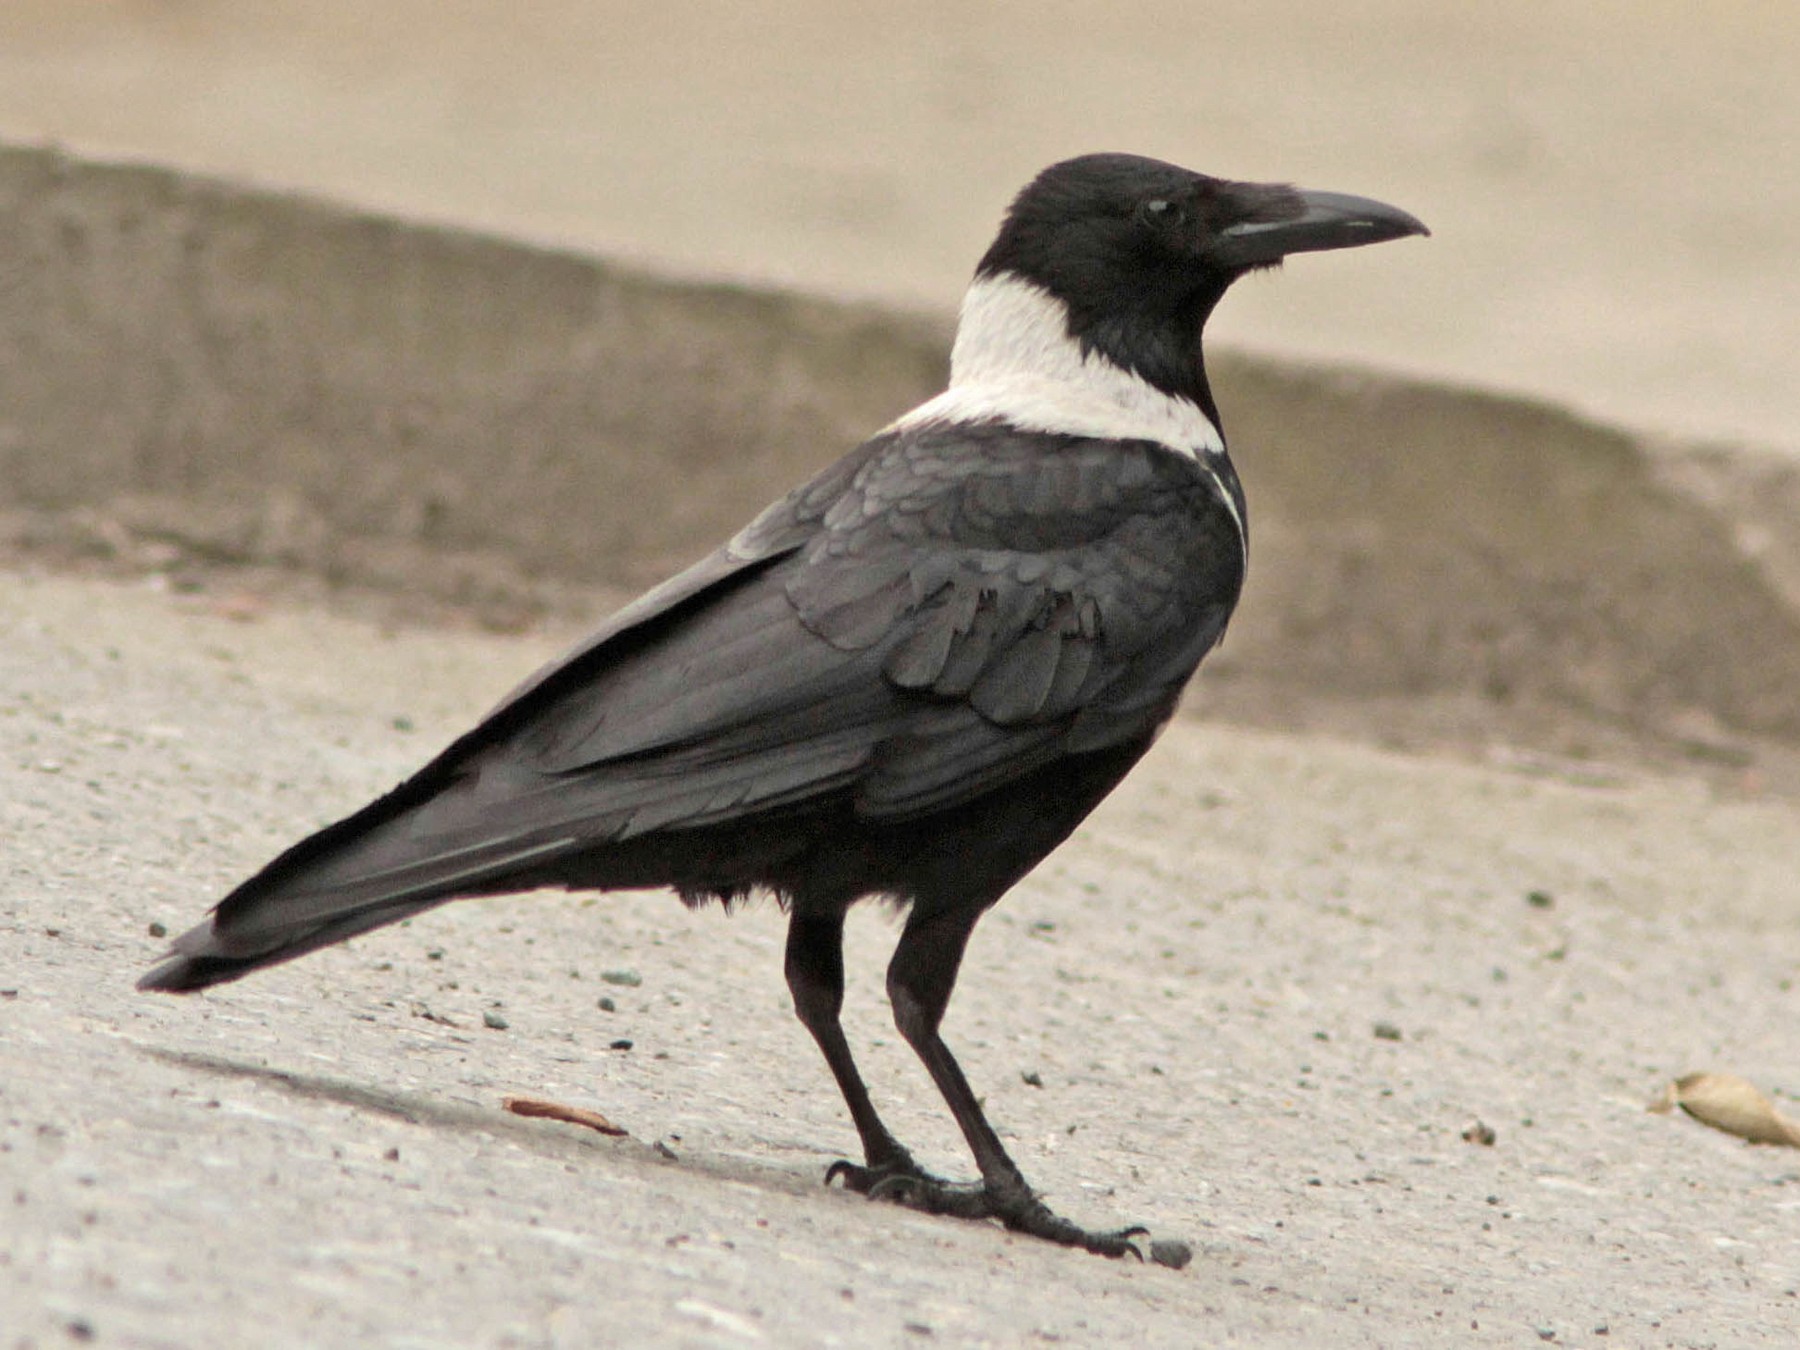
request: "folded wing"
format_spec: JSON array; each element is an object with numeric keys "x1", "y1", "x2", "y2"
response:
[{"x1": 142, "y1": 426, "x2": 1243, "y2": 987}]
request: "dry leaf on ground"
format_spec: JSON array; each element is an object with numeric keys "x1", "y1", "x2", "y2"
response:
[
  {"x1": 1646, "y1": 1072, "x2": 1800, "y2": 1147},
  {"x1": 503, "y1": 1095, "x2": 629, "y2": 1136}
]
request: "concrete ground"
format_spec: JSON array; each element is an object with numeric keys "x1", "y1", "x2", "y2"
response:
[{"x1": 5, "y1": 570, "x2": 1799, "y2": 1348}]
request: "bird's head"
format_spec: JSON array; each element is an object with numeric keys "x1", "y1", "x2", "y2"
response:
[{"x1": 966, "y1": 153, "x2": 1427, "y2": 420}]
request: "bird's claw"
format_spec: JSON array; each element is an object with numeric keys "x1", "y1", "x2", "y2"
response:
[
  {"x1": 822, "y1": 1153, "x2": 950, "y2": 1196},
  {"x1": 1007, "y1": 1204, "x2": 1148, "y2": 1259}
]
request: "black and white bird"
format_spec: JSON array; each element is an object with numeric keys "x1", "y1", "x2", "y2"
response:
[{"x1": 142, "y1": 154, "x2": 1425, "y2": 1256}]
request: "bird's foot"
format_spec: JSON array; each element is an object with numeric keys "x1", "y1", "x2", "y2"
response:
[
  {"x1": 823, "y1": 1147, "x2": 951, "y2": 1196},
  {"x1": 1003, "y1": 1198, "x2": 1147, "y2": 1259},
  {"x1": 848, "y1": 1166, "x2": 1147, "y2": 1258}
]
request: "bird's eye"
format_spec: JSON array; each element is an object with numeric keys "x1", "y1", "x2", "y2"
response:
[{"x1": 1138, "y1": 198, "x2": 1184, "y2": 227}]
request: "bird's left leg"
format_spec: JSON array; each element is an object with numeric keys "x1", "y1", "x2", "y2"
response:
[
  {"x1": 879, "y1": 903, "x2": 1146, "y2": 1258},
  {"x1": 783, "y1": 910, "x2": 946, "y2": 1193}
]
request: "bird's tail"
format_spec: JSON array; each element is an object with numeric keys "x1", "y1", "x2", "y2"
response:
[
  {"x1": 137, "y1": 895, "x2": 451, "y2": 992},
  {"x1": 137, "y1": 764, "x2": 587, "y2": 993}
]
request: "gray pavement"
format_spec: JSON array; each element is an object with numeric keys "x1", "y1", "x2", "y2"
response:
[{"x1": 6, "y1": 569, "x2": 1799, "y2": 1347}]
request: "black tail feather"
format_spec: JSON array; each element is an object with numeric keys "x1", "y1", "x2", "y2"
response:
[{"x1": 137, "y1": 896, "x2": 451, "y2": 993}]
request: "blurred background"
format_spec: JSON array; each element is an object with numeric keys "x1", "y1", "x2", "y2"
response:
[{"x1": 1, "y1": 0, "x2": 1794, "y2": 455}]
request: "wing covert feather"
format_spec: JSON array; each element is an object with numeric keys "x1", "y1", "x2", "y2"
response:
[{"x1": 480, "y1": 426, "x2": 1244, "y2": 831}]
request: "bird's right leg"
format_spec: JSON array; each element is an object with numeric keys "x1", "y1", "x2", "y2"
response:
[
  {"x1": 784, "y1": 910, "x2": 944, "y2": 1192},
  {"x1": 879, "y1": 902, "x2": 1146, "y2": 1257}
]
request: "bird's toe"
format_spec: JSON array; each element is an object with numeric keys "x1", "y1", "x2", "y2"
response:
[
  {"x1": 823, "y1": 1152, "x2": 951, "y2": 1197},
  {"x1": 993, "y1": 1195, "x2": 1147, "y2": 1258}
]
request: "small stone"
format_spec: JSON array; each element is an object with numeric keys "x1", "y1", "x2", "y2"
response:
[
  {"x1": 609, "y1": 1039, "x2": 633, "y2": 1052},
  {"x1": 1149, "y1": 1238, "x2": 1194, "y2": 1270},
  {"x1": 1373, "y1": 1021, "x2": 1403, "y2": 1041},
  {"x1": 1021, "y1": 1070, "x2": 1043, "y2": 1087},
  {"x1": 1526, "y1": 889, "x2": 1554, "y2": 909},
  {"x1": 597, "y1": 996, "x2": 617, "y2": 1012},
  {"x1": 601, "y1": 969, "x2": 643, "y2": 987},
  {"x1": 482, "y1": 1009, "x2": 509, "y2": 1031},
  {"x1": 1461, "y1": 1119, "x2": 1497, "y2": 1146},
  {"x1": 147, "y1": 921, "x2": 167, "y2": 938}
]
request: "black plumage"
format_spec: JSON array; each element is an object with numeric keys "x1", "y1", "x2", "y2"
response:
[{"x1": 142, "y1": 153, "x2": 1425, "y2": 1255}]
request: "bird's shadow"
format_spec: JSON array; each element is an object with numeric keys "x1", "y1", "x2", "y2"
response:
[{"x1": 139, "y1": 1043, "x2": 828, "y2": 1200}]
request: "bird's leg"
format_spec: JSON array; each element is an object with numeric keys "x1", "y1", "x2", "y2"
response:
[
  {"x1": 784, "y1": 911, "x2": 943, "y2": 1192},
  {"x1": 880, "y1": 904, "x2": 1146, "y2": 1258}
]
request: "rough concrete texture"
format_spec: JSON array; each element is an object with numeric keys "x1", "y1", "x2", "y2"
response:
[
  {"x1": 5, "y1": 143, "x2": 1800, "y2": 760},
  {"x1": 5, "y1": 570, "x2": 1800, "y2": 1349}
]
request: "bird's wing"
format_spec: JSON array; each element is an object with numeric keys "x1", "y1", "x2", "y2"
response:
[
  {"x1": 164, "y1": 426, "x2": 1242, "y2": 971},
  {"x1": 788, "y1": 423, "x2": 1246, "y2": 814},
  {"x1": 503, "y1": 423, "x2": 1244, "y2": 817}
]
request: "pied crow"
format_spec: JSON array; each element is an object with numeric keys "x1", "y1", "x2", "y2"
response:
[{"x1": 142, "y1": 153, "x2": 1426, "y2": 1257}]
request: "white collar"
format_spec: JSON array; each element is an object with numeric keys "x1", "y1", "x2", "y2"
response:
[{"x1": 890, "y1": 271, "x2": 1224, "y2": 460}]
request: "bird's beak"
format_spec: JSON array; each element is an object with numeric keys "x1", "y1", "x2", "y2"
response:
[{"x1": 1213, "y1": 188, "x2": 1428, "y2": 269}]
